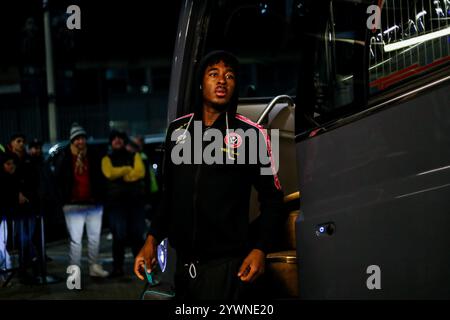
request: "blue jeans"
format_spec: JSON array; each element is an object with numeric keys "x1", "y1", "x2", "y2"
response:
[
  {"x1": 0, "y1": 217, "x2": 11, "y2": 272},
  {"x1": 63, "y1": 205, "x2": 103, "y2": 266},
  {"x1": 12, "y1": 215, "x2": 37, "y2": 270}
]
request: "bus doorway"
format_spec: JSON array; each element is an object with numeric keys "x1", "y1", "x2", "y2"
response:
[{"x1": 168, "y1": 0, "x2": 450, "y2": 299}]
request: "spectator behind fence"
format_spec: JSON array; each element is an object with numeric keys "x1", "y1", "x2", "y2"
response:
[
  {"x1": 102, "y1": 130, "x2": 146, "y2": 278},
  {"x1": 53, "y1": 123, "x2": 109, "y2": 278},
  {"x1": 128, "y1": 136, "x2": 159, "y2": 222},
  {"x1": 27, "y1": 138, "x2": 44, "y2": 217},
  {"x1": 0, "y1": 151, "x2": 18, "y2": 283},
  {"x1": 27, "y1": 138, "x2": 52, "y2": 263},
  {"x1": 28, "y1": 138, "x2": 43, "y2": 159},
  {"x1": 6, "y1": 133, "x2": 39, "y2": 280}
]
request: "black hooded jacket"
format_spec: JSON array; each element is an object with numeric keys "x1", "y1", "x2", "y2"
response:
[{"x1": 149, "y1": 51, "x2": 284, "y2": 262}]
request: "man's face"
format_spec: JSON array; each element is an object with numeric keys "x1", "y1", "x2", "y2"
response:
[
  {"x1": 10, "y1": 137, "x2": 25, "y2": 154},
  {"x1": 3, "y1": 159, "x2": 16, "y2": 174},
  {"x1": 202, "y1": 60, "x2": 236, "y2": 110},
  {"x1": 111, "y1": 136, "x2": 125, "y2": 150},
  {"x1": 29, "y1": 146, "x2": 42, "y2": 157},
  {"x1": 72, "y1": 136, "x2": 87, "y2": 152}
]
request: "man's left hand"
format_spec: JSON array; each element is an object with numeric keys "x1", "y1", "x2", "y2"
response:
[{"x1": 237, "y1": 249, "x2": 265, "y2": 283}]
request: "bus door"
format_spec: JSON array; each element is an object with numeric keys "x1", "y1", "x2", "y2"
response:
[
  {"x1": 295, "y1": 0, "x2": 450, "y2": 299},
  {"x1": 169, "y1": 0, "x2": 305, "y2": 298}
]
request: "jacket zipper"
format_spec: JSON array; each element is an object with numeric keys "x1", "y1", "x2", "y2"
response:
[
  {"x1": 191, "y1": 163, "x2": 201, "y2": 258},
  {"x1": 190, "y1": 118, "x2": 221, "y2": 262}
]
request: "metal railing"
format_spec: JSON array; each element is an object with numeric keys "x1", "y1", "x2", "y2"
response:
[{"x1": 256, "y1": 95, "x2": 296, "y2": 125}]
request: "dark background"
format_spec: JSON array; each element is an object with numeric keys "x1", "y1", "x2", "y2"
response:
[{"x1": 0, "y1": 0, "x2": 182, "y2": 144}]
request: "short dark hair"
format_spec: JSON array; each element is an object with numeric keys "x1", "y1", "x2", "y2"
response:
[
  {"x1": 200, "y1": 50, "x2": 239, "y2": 76},
  {"x1": 193, "y1": 50, "x2": 240, "y2": 115},
  {"x1": 0, "y1": 151, "x2": 16, "y2": 165},
  {"x1": 29, "y1": 138, "x2": 43, "y2": 149},
  {"x1": 109, "y1": 130, "x2": 129, "y2": 145},
  {"x1": 9, "y1": 132, "x2": 26, "y2": 143}
]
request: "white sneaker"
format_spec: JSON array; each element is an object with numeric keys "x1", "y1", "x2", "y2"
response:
[{"x1": 89, "y1": 263, "x2": 109, "y2": 278}]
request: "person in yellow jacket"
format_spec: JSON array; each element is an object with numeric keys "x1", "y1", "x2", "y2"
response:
[{"x1": 102, "y1": 130, "x2": 146, "y2": 277}]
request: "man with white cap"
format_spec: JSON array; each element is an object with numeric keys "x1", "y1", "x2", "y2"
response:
[{"x1": 53, "y1": 123, "x2": 109, "y2": 278}]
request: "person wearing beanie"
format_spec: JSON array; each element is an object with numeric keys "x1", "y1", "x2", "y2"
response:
[
  {"x1": 133, "y1": 51, "x2": 284, "y2": 300},
  {"x1": 69, "y1": 123, "x2": 87, "y2": 142},
  {"x1": 101, "y1": 130, "x2": 146, "y2": 278},
  {"x1": 53, "y1": 123, "x2": 109, "y2": 278}
]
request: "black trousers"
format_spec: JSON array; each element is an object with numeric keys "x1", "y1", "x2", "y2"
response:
[
  {"x1": 107, "y1": 202, "x2": 146, "y2": 270},
  {"x1": 174, "y1": 256, "x2": 259, "y2": 301}
]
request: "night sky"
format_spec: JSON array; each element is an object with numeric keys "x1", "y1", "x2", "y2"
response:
[{"x1": 0, "y1": 0, "x2": 182, "y2": 67}]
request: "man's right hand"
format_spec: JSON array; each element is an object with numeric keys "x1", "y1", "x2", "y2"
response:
[{"x1": 134, "y1": 235, "x2": 158, "y2": 281}]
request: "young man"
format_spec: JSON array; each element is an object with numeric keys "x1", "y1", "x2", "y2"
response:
[
  {"x1": 53, "y1": 123, "x2": 109, "y2": 278},
  {"x1": 6, "y1": 133, "x2": 39, "y2": 279},
  {"x1": 7, "y1": 133, "x2": 32, "y2": 211},
  {"x1": 102, "y1": 130, "x2": 146, "y2": 277},
  {"x1": 134, "y1": 51, "x2": 284, "y2": 300}
]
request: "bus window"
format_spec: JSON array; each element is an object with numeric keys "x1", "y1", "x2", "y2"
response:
[
  {"x1": 369, "y1": 0, "x2": 450, "y2": 94},
  {"x1": 296, "y1": 0, "x2": 450, "y2": 137},
  {"x1": 295, "y1": 1, "x2": 368, "y2": 133},
  {"x1": 310, "y1": 1, "x2": 366, "y2": 112},
  {"x1": 198, "y1": 0, "x2": 370, "y2": 133},
  {"x1": 201, "y1": 0, "x2": 303, "y2": 98}
]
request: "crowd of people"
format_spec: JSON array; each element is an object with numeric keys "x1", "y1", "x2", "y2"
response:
[
  {"x1": 0, "y1": 123, "x2": 158, "y2": 286},
  {"x1": 0, "y1": 134, "x2": 45, "y2": 284}
]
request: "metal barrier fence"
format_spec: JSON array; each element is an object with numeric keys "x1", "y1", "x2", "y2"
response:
[{"x1": 0, "y1": 212, "x2": 52, "y2": 287}]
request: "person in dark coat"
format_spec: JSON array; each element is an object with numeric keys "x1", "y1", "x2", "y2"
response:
[
  {"x1": 102, "y1": 130, "x2": 146, "y2": 277},
  {"x1": 6, "y1": 133, "x2": 38, "y2": 277},
  {"x1": 0, "y1": 152, "x2": 20, "y2": 277},
  {"x1": 134, "y1": 51, "x2": 284, "y2": 300}
]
